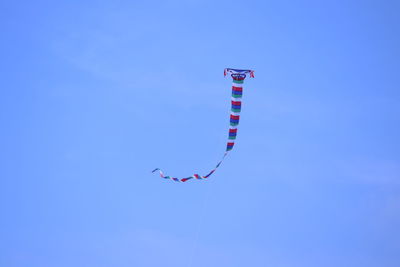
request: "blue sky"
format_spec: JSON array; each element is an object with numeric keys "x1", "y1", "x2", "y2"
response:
[{"x1": 1, "y1": 0, "x2": 399, "y2": 266}]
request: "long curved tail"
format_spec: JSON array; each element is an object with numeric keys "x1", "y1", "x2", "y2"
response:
[{"x1": 152, "y1": 68, "x2": 254, "y2": 182}]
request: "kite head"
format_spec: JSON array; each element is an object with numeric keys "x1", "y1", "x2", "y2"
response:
[{"x1": 224, "y1": 68, "x2": 255, "y2": 79}]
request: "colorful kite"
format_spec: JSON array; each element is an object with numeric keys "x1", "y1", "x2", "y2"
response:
[{"x1": 152, "y1": 68, "x2": 254, "y2": 182}]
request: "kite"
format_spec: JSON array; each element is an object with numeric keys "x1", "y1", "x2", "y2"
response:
[{"x1": 152, "y1": 68, "x2": 254, "y2": 182}]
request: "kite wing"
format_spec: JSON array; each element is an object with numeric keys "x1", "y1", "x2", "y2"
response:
[{"x1": 152, "y1": 68, "x2": 254, "y2": 182}]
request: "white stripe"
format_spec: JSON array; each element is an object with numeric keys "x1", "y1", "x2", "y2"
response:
[
  {"x1": 229, "y1": 126, "x2": 237, "y2": 130},
  {"x1": 226, "y1": 69, "x2": 252, "y2": 75},
  {"x1": 232, "y1": 83, "x2": 243, "y2": 88},
  {"x1": 231, "y1": 97, "x2": 242, "y2": 101},
  {"x1": 231, "y1": 111, "x2": 241, "y2": 116}
]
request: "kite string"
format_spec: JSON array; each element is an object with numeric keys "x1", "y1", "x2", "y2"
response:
[{"x1": 186, "y1": 181, "x2": 214, "y2": 267}]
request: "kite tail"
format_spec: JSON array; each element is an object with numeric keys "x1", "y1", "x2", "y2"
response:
[
  {"x1": 152, "y1": 68, "x2": 253, "y2": 182},
  {"x1": 151, "y1": 152, "x2": 228, "y2": 183}
]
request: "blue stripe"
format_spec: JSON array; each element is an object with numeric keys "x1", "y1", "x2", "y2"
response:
[
  {"x1": 230, "y1": 119, "x2": 239, "y2": 124},
  {"x1": 204, "y1": 170, "x2": 215, "y2": 178},
  {"x1": 229, "y1": 132, "x2": 237, "y2": 137},
  {"x1": 231, "y1": 104, "x2": 241, "y2": 110}
]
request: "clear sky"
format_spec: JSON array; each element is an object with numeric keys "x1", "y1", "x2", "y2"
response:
[{"x1": 1, "y1": 0, "x2": 399, "y2": 266}]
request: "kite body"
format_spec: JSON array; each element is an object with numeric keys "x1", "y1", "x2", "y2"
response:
[{"x1": 152, "y1": 68, "x2": 254, "y2": 182}]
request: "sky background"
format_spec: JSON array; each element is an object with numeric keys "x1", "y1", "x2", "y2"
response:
[{"x1": 1, "y1": 0, "x2": 400, "y2": 266}]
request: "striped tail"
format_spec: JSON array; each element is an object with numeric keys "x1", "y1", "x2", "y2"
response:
[{"x1": 152, "y1": 68, "x2": 254, "y2": 182}]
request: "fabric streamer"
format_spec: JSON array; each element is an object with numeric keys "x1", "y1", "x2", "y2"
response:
[{"x1": 152, "y1": 68, "x2": 254, "y2": 182}]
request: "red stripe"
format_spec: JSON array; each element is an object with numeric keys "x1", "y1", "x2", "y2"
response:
[
  {"x1": 231, "y1": 101, "x2": 241, "y2": 106},
  {"x1": 229, "y1": 128, "x2": 238, "y2": 134},
  {"x1": 230, "y1": 114, "x2": 240, "y2": 120},
  {"x1": 232, "y1": 86, "x2": 243, "y2": 91},
  {"x1": 227, "y1": 142, "x2": 235, "y2": 146}
]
